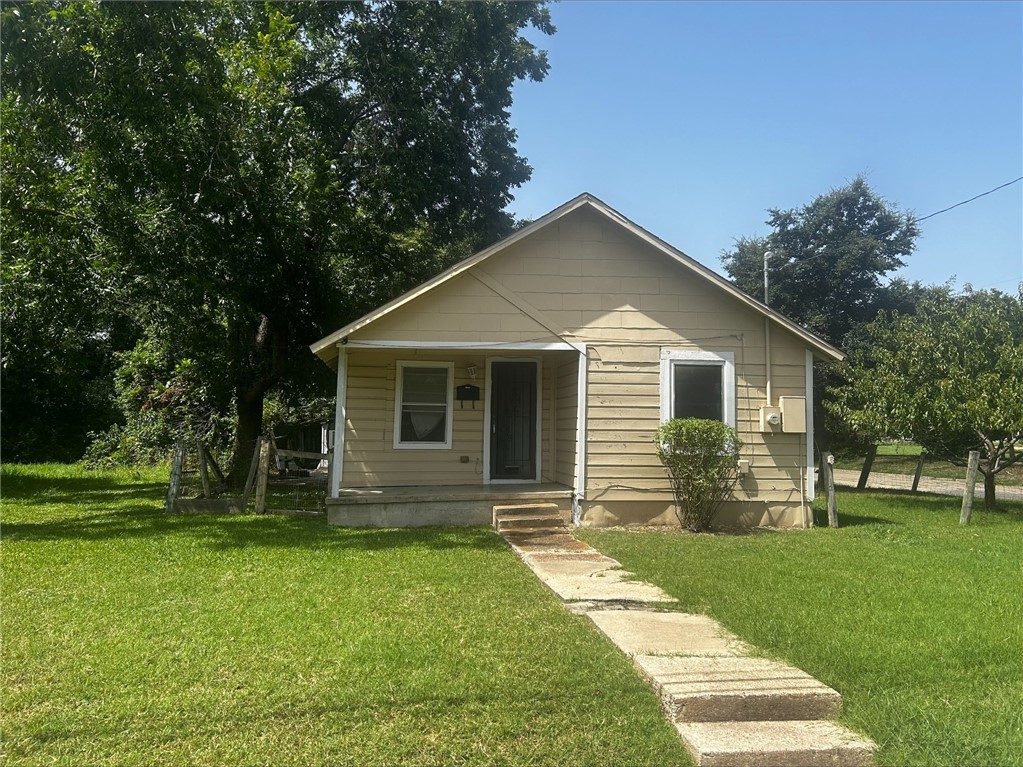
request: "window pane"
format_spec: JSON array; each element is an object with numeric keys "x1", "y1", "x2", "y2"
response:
[
  {"x1": 402, "y1": 367, "x2": 447, "y2": 404},
  {"x1": 399, "y1": 366, "x2": 449, "y2": 443},
  {"x1": 400, "y1": 404, "x2": 446, "y2": 442},
  {"x1": 673, "y1": 364, "x2": 723, "y2": 421}
]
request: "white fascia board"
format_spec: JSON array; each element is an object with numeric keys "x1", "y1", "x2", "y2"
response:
[{"x1": 343, "y1": 339, "x2": 584, "y2": 352}]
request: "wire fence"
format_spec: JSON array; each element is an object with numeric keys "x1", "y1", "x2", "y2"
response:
[
  {"x1": 829, "y1": 449, "x2": 1023, "y2": 502},
  {"x1": 165, "y1": 439, "x2": 330, "y2": 516}
]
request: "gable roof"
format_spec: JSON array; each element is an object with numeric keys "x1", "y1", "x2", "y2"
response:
[{"x1": 310, "y1": 193, "x2": 844, "y2": 362}]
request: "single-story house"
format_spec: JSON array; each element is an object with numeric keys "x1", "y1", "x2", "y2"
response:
[{"x1": 310, "y1": 193, "x2": 842, "y2": 529}]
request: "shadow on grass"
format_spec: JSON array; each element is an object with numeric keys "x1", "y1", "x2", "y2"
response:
[
  {"x1": 812, "y1": 508, "x2": 898, "y2": 527},
  {"x1": 1, "y1": 472, "x2": 167, "y2": 507},
  {"x1": 815, "y1": 487, "x2": 1023, "y2": 528},
  {"x1": 3, "y1": 470, "x2": 510, "y2": 552},
  {"x1": 2, "y1": 504, "x2": 506, "y2": 553}
]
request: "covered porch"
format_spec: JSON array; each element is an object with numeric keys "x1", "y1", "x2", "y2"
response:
[{"x1": 322, "y1": 340, "x2": 588, "y2": 527}]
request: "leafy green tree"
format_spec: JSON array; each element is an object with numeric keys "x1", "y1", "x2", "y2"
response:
[
  {"x1": 2, "y1": 1, "x2": 553, "y2": 479},
  {"x1": 832, "y1": 288, "x2": 1023, "y2": 510},
  {"x1": 722, "y1": 176, "x2": 919, "y2": 346},
  {"x1": 721, "y1": 176, "x2": 920, "y2": 453}
]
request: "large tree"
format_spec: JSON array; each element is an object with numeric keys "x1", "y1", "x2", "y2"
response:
[
  {"x1": 721, "y1": 177, "x2": 920, "y2": 451},
  {"x1": 832, "y1": 288, "x2": 1023, "y2": 510},
  {"x1": 2, "y1": 1, "x2": 553, "y2": 478},
  {"x1": 722, "y1": 176, "x2": 919, "y2": 347}
]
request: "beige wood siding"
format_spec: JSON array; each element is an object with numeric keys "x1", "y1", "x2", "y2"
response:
[
  {"x1": 342, "y1": 349, "x2": 485, "y2": 487},
  {"x1": 341, "y1": 205, "x2": 815, "y2": 522},
  {"x1": 341, "y1": 348, "x2": 571, "y2": 488},
  {"x1": 353, "y1": 272, "x2": 561, "y2": 344}
]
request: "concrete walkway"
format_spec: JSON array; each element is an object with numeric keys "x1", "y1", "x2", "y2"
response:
[
  {"x1": 833, "y1": 468, "x2": 1023, "y2": 502},
  {"x1": 496, "y1": 504, "x2": 876, "y2": 767}
]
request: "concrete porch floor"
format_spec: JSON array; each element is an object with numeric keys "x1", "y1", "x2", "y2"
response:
[{"x1": 325, "y1": 483, "x2": 574, "y2": 528}]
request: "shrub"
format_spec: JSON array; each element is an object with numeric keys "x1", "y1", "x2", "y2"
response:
[{"x1": 655, "y1": 418, "x2": 742, "y2": 532}]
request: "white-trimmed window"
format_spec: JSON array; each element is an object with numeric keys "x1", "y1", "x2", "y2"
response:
[
  {"x1": 394, "y1": 361, "x2": 454, "y2": 449},
  {"x1": 659, "y1": 350, "x2": 736, "y2": 427}
]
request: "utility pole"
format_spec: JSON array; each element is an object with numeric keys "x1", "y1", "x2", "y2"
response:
[{"x1": 763, "y1": 251, "x2": 772, "y2": 305}]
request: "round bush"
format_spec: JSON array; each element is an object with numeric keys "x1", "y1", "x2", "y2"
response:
[{"x1": 655, "y1": 418, "x2": 742, "y2": 532}]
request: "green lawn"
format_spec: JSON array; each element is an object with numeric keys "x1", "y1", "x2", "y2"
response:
[
  {"x1": 1, "y1": 464, "x2": 691, "y2": 767},
  {"x1": 579, "y1": 492, "x2": 1023, "y2": 767}
]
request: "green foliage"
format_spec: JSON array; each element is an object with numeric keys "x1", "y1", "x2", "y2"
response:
[
  {"x1": 655, "y1": 418, "x2": 742, "y2": 531},
  {"x1": 83, "y1": 330, "x2": 236, "y2": 466},
  {"x1": 721, "y1": 176, "x2": 918, "y2": 348},
  {"x1": 1, "y1": 1, "x2": 554, "y2": 474},
  {"x1": 832, "y1": 287, "x2": 1023, "y2": 507}
]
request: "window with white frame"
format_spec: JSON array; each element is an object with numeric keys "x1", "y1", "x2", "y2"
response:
[
  {"x1": 659, "y1": 350, "x2": 736, "y2": 427},
  {"x1": 394, "y1": 361, "x2": 454, "y2": 449}
]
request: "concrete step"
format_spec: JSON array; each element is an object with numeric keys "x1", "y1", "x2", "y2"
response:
[
  {"x1": 635, "y1": 655, "x2": 842, "y2": 723},
  {"x1": 677, "y1": 719, "x2": 875, "y2": 767},
  {"x1": 493, "y1": 502, "x2": 563, "y2": 522},
  {"x1": 496, "y1": 513, "x2": 567, "y2": 532}
]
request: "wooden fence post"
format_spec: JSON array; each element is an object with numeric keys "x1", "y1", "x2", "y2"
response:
[
  {"x1": 197, "y1": 440, "x2": 211, "y2": 498},
  {"x1": 857, "y1": 444, "x2": 877, "y2": 490},
  {"x1": 911, "y1": 450, "x2": 927, "y2": 492},
  {"x1": 822, "y1": 451, "x2": 838, "y2": 528},
  {"x1": 165, "y1": 442, "x2": 186, "y2": 512},
  {"x1": 960, "y1": 450, "x2": 981, "y2": 525},
  {"x1": 253, "y1": 438, "x2": 272, "y2": 515},
  {"x1": 241, "y1": 437, "x2": 264, "y2": 509}
]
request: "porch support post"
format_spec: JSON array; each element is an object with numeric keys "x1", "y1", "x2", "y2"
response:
[
  {"x1": 328, "y1": 344, "x2": 348, "y2": 498},
  {"x1": 805, "y1": 348, "x2": 815, "y2": 506},
  {"x1": 574, "y1": 346, "x2": 588, "y2": 518}
]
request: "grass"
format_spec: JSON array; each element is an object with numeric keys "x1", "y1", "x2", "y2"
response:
[
  {"x1": 579, "y1": 491, "x2": 1023, "y2": 767},
  {"x1": 834, "y1": 443, "x2": 1023, "y2": 487},
  {"x1": 1, "y1": 464, "x2": 692, "y2": 767}
]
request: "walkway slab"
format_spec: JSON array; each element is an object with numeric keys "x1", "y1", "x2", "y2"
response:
[
  {"x1": 677, "y1": 719, "x2": 875, "y2": 767},
  {"x1": 635, "y1": 655, "x2": 842, "y2": 722},
  {"x1": 587, "y1": 609, "x2": 750, "y2": 657},
  {"x1": 496, "y1": 515, "x2": 875, "y2": 766},
  {"x1": 520, "y1": 551, "x2": 676, "y2": 604},
  {"x1": 501, "y1": 528, "x2": 593, "y2": 552}
]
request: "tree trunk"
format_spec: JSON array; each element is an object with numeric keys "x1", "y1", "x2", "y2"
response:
[
  {"x1": 224, "y1": 312, "x2": 290, "y2": 488},
  {"x1": 230, "y1": 389, "x2": 265, "y2": 489},
  {"x1": 983, "y1": 469, "x2": 997, "y2": 511}
]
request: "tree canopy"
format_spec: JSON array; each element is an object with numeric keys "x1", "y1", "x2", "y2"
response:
[
  {"x1": 2, "y1": 0, "x2": 553, "y2": 474},
  {"x1": 721, "y1": 176, "x2": 919, "y2": 349},
  {"x1": 832, "y1": 287, "x2": 1023, "y2": 509}
]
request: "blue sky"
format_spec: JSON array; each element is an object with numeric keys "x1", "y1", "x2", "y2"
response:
[{"x1": 509, "y1": 1, "x2": 1023, "y2": 293}]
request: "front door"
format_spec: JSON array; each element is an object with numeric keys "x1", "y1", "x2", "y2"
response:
[{"x1": 489, "y1": 360, "x2": 537, "y2": 480}]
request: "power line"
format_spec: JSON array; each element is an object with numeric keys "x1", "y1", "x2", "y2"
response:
[
  {"x1": 770, "y1": 175, "x2": 1023, "y2": 270},
  {"x1": 915, "y1": 176, "x2": 1023, "y2": 222}
]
